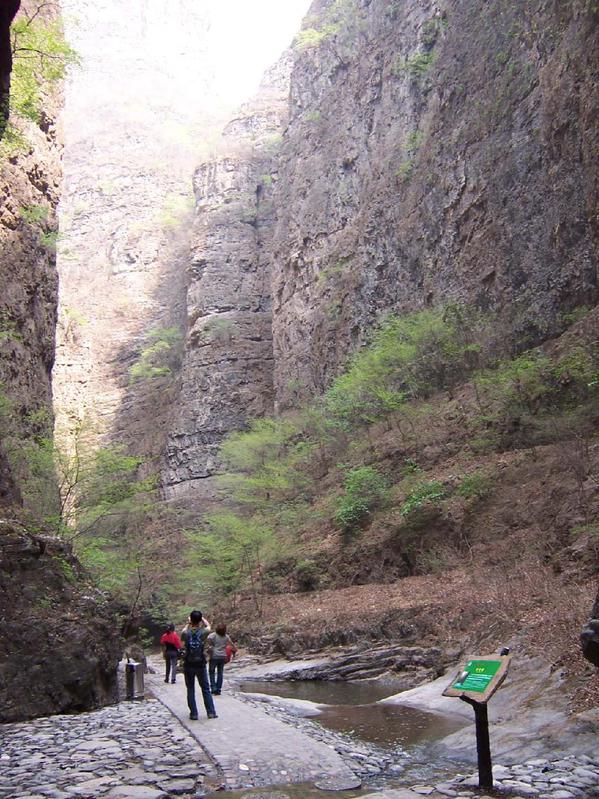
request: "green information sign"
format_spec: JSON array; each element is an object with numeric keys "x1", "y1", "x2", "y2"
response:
[{"x1": 452, "y1": 659, "x2": 502, "y2": 693}]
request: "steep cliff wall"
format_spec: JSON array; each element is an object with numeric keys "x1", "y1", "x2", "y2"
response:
[
  {"x1": 164, "y1": 57, "x2": 292, "y2": 498},
  {"x1": 0, "y1": 2, "x2": 120, "y2": 721},
  {"x1": 270, "y1": 0, "x2": 599, "y2": 407}
]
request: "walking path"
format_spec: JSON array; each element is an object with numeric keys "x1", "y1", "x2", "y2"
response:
[
  {"x1": 145, "y1": 661, "x2": 360, "y2": 791},
  {"x1": 1, "y1": 656, "x2": 598, "y2": 799},
  {"x1": 0, "y1": 698, "x2": 216, "y2": 799}
]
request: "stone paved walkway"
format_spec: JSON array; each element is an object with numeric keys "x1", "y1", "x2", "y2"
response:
[
  {"x1": 0, "y1": 698, "x2": 217, "y2": 799},
  {"x1": 146, "y1": 664, "x2": 359, "y2": 791}
]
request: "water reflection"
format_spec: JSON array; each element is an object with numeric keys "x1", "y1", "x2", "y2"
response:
[
  {"x1": 238, "y1": 679, "x2": 466, "y2": 750},
  {"x1": 239, "y1": 678, "x2": 403, "y2": 706},
  {"x1": 317, "y1": 702, "x2": 464, "y2": 749}
]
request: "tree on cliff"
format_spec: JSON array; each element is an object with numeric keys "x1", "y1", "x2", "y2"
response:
[{"x1": 1, "y1": 1, "x2": 76, "y2": 147}]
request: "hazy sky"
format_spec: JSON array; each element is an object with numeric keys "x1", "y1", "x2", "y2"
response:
[
  {"x1": 208, "y1": 0, "x2": 313, "y2": 104},
  {"x1": 61, "y1": 0, "x2": 313, "y2": 112}
]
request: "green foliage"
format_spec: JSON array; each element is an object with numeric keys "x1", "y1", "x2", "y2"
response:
[
  {"x1": 158, "y1": 193, "x2": 194, "y2": 228},
  {"x1": 129, "y1": 326, "x2": 183, "y2": 383},
  {"x1": 317, "y1": 260, "x2": 347, "y2": 283},
  {"x1": 335, "y1": 465, "x2": 389, "y2": 533},
  {"x1": 219, "y1": 417, "x2": 314, "y2": 513},
  {"x1": 395, "y1": 160, "x2": 414, "y2": 183},
  {"x1": 305, "y1": 110, "x2": 322, "y2": 123},
  {"x1": 560, "y1": 306, "x2": 591, "y2": 326},
  {"x1": 187, "y1": 513, "x2": 277, "y2": 615},
  {"x1": 421, "y1": 18, "x2": 441, "y2": 47},
  {"x1": 401, "y1": 480, "x2": 445, "y2": 517},
  {"x1": 12, "y1": 428, "x2": 154, "y2": 540},
  {"x1": 324, "y1": 306, "x2": 485, "y2": 428},
  {"x1": 401, "y1": 458, "x2": 422, "y2": 476},
  {"x1": 295, "y1": 25, "x2": 338, "y2": 51},
  {"x1": 406, "y1": 131, "x2": 424, "y2": 153},
  {"x1": 20, "y1": 204, "x2": 48, "y2": 225},
  {"x1": 2, "y1": 12, "x2": 78, "y2": 151},
  {"x1": 202, "y1": 317, "x2": 236, "y2": 343},
  {"x1": 393, "y1": 51, "x2": 437, "y2": 80},
  {"x1": 457, "y1": 470, "x2": 491, "y2": 500},
  {"x1": 0, "y1": 317, "x2": 22, "y2": 344},
  {"x1": 294, "y1": 559, "x2": 320, "y2": 591},
  {"x1": 40, "y1": 230, "x2": 58, "y2": 251}
]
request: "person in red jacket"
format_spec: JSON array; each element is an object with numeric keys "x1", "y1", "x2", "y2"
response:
[{"x1": 160, "y1": 623, "x2": 182, "y2": 684}]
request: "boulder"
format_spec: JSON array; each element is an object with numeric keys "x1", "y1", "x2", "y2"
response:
[{"x1": 581, "y1": 590, "x2": 599, "y2": 668}]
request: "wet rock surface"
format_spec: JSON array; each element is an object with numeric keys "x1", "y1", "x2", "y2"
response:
[{"x1": 0, "y1": 699, "x2": 217, "y2": 799}]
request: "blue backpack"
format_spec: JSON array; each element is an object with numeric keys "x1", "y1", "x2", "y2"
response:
[{"x1": 185, "y1": 627, "x2": 206, "y2": 665}]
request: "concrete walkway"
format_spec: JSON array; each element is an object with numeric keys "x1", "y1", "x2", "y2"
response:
[{"x1": 146, "y1": 661, "x2": 359, "y2": 791}]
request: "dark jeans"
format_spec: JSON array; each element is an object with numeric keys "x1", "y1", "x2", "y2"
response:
[
  {"x1": 184, "y1": 662, "x2": 215, "y2": 717},
  {"x1": 209, "y1": 657, "x2": 226, "y2": 692},
  {"x1": 165, "y1": 652, "x2": 178, "y2": 682}
]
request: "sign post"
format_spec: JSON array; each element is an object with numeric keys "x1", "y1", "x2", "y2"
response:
[{"x1": 442, "y1": 651, "x2": 511, "y2": 790}]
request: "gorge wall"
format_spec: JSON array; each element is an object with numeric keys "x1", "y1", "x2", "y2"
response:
[
  {"x1": 171, "y1": 0, "x2": 599, "y2": 493},
  {"x1": 270, "y1": 0, "x2": 599, "y2": 406},
  {"x1": 0, "y1": 1, "x2": 120, "y2": 722}
]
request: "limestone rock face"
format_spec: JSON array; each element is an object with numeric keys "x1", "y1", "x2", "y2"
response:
[
  {"x1": 0, "y1": 3, "x2": 121, "y2": 721},
  {"x1": 163, "y1": 57, "x2": 293, "y2": 496},
  {"x1": 0, "y1": 520, "x2": 121, "y2": 722},
  {"x1": 268, "y1": 0, "x2": 599, "y2": 407}
]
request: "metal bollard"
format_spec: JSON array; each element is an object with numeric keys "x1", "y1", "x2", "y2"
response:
[{"x1": 125, "y1": 660, "x2": 145, "y2": 701}]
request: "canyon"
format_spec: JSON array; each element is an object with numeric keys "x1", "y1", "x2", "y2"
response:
[{"x1": 0, "y1": 0, "x2": 597, "y2": 736}]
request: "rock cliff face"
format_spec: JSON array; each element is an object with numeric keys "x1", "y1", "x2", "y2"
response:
[
  {"x1": 0, "y1": 2, "x2": 120, "y2": 721},
  {"x1": 164, "y1": 57, "x2": 292, "y2": 497},
  {"x1": 0, "y1": 520, "x2": 121, "y2": 723},
  {"x1": 169, "y1": 0, "x2": 599, "y2": 489},
  {"x1": 268, "y1": 0, "x2": 599, "y2": 407}
]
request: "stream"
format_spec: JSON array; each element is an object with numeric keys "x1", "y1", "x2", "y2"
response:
[{"x1": 238, "y1": 679, "x2": 465, "y2": 750}]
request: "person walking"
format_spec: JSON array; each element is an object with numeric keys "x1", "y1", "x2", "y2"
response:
[
  {"x1": 160, "y1": 623, "x2": 182, "y2": 684},
  {"x1": 181, "y1": 610, "x2": 217, "y2": 720},
  {"x1": 207, "y1": 623, "x2": 237, "y2": 695}
]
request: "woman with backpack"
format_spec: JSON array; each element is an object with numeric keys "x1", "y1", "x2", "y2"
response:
[
  {"x1": 180, "y1": 610, "x2": 217, "y2": 720},
  {"x1": 206, "y1": 623, "x2": 237, "y2": 695}
]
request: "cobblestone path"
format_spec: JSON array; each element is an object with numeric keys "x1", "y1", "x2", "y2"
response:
[{"x1": 0, "y1": 698, "x2": 217, "y2": 799}]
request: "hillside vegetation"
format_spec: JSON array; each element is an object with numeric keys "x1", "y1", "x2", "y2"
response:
[{"x1": 189, "y1": 304, "x2": 599, "y2": 704}]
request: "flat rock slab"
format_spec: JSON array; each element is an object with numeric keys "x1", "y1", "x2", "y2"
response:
[
  {"x1": 314, "y1": 776, "x2": 362, "y2": 791},
  {"x1": 106, "y1": 787, "x2": 168, "y2": 799},
  {"x1": 147, "y1": 666, "x2": 358, "y2": 790},
  {"x1": 240, "y1": 794, "x2": 291, "y2": 799}
]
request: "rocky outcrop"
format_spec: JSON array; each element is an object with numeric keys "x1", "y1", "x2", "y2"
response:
[
  {"x1": 0, "y1": 4, "x2": 121, "y2": 721},
  {"x1": 166, "y1": 0, "x2": 599, "y2": 493},
  {"x1": 253, "y1": 643, "x2": 449, "y2": 690},
  {"x1": 163, "y1": 57, "x2": 293, "y2": 496},
  {"x1": 269, "y1": 0, "x2": 599, "y2": 406},
  {"x1": 581, "y1": 590, "x2": 599, "y2": 668},
  {"x1": 0, "y1": 520, "x2": 120, "y2": 722},
  {"x1": 0, "y1": 4, "x2": 60, "y2": 510}
]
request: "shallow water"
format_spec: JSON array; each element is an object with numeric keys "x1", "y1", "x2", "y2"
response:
[
  {"x1": 239, "y1": 678, "x2": 404, "y2": 706},
  {"x1": 316, "y1": 702, "x2": 464, "y2": 749},
  {"x1": 238, "y1": 679, "x2": 466, "y2": 750}
]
